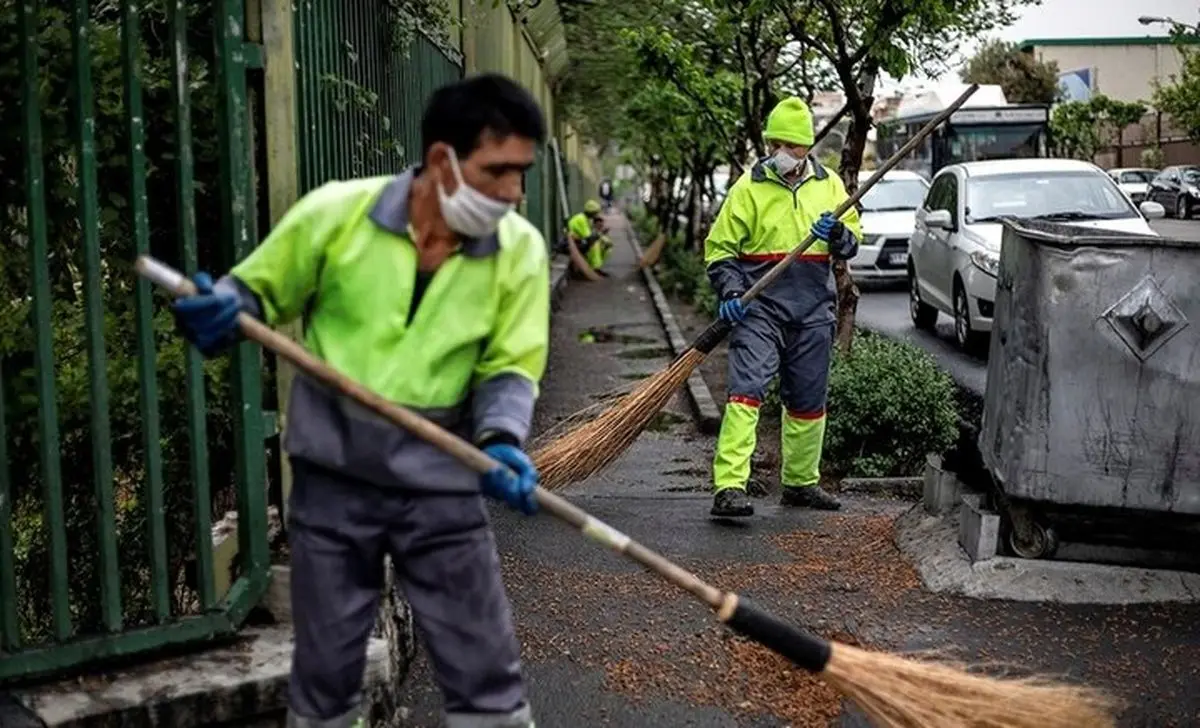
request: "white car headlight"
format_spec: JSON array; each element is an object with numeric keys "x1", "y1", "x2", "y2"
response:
[
  {"x1": 969, "y1": 250, "x2": 999, "y2": 277},
  {"x1": 1188, "y1": 185, "x2": 1200, "y2": 198}
]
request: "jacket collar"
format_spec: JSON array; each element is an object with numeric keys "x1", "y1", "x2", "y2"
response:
[
  {"x1": 750, "y1": 155, "x2": 829, "y2": 186},
  {"x1": 367, "y1": 167, "x2": 501, "y2": 258}
]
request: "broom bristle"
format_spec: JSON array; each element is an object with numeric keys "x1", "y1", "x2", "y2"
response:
[
  {"x1": 823, "y1": 641, "x2": 1119, "y2": 728},
  {"x1": 533, "y1": 349, "x2": 705, "y2": 490}
]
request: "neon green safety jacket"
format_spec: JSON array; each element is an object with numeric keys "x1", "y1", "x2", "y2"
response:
[
  {"x1": 567, "y1": 212, "x2": 609, "y2": 268},
  {"x1": 705, "y1": 157, "x2": 862, "y2": 326},
  {"x1": 220, "y1": 169, "x2": 550, "y2": 493}
]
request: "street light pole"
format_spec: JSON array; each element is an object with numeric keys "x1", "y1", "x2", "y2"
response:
[{"x1": 1138, "y1": 15, "x2": 1200, "y2": 34}]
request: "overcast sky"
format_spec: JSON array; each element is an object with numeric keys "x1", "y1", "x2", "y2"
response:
[{"x1": 881, "y1": 0, "x2": 1199, "y2": 88}]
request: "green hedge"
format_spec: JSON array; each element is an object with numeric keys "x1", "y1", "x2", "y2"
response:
[{"x1": 824, "y1": 331, "x2": 959, "y2": 478}]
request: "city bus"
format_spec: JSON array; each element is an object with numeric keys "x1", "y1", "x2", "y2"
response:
[{"x1": 875, "y1": 103, "x2": 1051, "y2": 180}]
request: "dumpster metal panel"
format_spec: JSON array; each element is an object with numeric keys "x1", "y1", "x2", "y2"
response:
[{"x1": 980, "y1": 218, "x2": 1200, "y2": 515}]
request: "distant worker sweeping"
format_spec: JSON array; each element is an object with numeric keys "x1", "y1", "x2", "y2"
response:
[
  {"x1": 170, "y1": 73, "x2": 549, "y2": 728},
  {"x1": 705, "y1": 96, "x2": 862, "y2": 519},
  {"x1": 567, "y1": 199, "x2": 612, "y2": 274}
]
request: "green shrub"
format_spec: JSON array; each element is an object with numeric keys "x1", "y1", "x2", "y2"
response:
[{"x1": 824, "y1": 331, "x2": 959, "y2": 478}]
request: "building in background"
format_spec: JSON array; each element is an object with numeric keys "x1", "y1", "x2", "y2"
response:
[{"x1": 1020, "y1": 35, "x2": 1200, "y2": 166}]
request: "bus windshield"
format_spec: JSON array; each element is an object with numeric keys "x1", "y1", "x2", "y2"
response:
[
  {"x1": 944, "y1": 124, "x2": 1045, "y2": 164},
  {"x1": 859, "y1": 179, "x2": 929, "y2": 211}
]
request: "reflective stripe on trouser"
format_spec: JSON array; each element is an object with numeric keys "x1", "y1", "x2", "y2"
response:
[
  {"x1": 447, "y1": 704, "x2": 536, "y2": 727},
  {"x1": 714, "y1": 310, "x2": 833, "y2": 491},
  {"x1": 287, "y1": 706, "x2": 363, "y2": 728},
  {"x1": 286, "y1": 458, "x2": 529, "y2": 724}
]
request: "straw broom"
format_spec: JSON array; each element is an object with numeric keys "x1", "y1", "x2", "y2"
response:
[
  {"x1": 135, "y1": 252, "x2": 1116, "y2": 728},
  {"x1": 532, "y1": 84, "x2": 984, "y2": 491}
]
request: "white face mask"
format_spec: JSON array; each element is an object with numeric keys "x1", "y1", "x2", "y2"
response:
[
  {"x1": 771, "y1": 148, "x2": 803, "y2": 176},
  {"x1": 436, "y1": 147, "x2": 514, "y2": 238}
]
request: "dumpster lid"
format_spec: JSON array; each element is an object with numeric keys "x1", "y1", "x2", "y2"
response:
[{"x1": 998, "y1": 217, "x2": 1199, "y2": 250}]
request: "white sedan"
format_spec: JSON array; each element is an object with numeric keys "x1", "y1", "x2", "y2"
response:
[
  {"x1": 908, "y1": 158, "x2": 1166, "y2": 354},
  {"x1": 847, "y1": 170, "x2": 929, "y2": 283},
  {"x1": 1107, "y1": 167, "x2": 1158, "y2": 205}
]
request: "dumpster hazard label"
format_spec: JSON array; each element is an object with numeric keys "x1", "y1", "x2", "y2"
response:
[{"x1": 1101, "y1": 275, "x2": 1188, "y2": 360}]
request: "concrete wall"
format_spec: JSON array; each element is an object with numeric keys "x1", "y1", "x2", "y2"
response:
[
  {"x1": 1025, "y1": 38, "x2": 1200, "y2": 167},
  {"x1": 1028, "y1": 41, "x2": 1186, "y2": 104}
]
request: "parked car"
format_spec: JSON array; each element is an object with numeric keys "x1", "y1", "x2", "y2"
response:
[
  {"x1": 908, "y1": 158, "x2": 1165, "y2": 353},
  {"x1": 1146, "y1": 165, "x2": 1200, "y2": 219},
  {"x1": 847, "y1": 170, "x2": 929, "y2": 283},
  {"x1": 1107, "y1": 167, "x2": 1158, "y2": 205}
]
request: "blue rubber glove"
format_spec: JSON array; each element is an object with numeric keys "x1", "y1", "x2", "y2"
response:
[
  {"x1": 171, "y1": 272, "x2": 243, "y2": 357},
  {"x1": 718, "y1": 294, "x2": 747, "y2": 324},
  {"x1": 480, "y1": 444, "x2": 539, "y2": 515},
  {"x1": 811, "y1": 211, "x2": 845, "y2": 243}
]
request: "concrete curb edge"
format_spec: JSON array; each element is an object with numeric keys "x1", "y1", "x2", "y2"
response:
[
  {"x1": 625, "y1": 233, "x2": 723, "y2": 434},
  {"x1": 549, "y1": 253, "x2": 570, "y2": 311}
]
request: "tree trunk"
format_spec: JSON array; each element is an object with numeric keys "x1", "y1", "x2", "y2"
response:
[
  {"x1": 683, "y1": 178, "x2": 699, "y2": 250},
  {"x1": 833, "y1": 66, "x2": 878, "y2": 355}
]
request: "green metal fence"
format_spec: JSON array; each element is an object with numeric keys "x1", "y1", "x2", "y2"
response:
[
  {"x1": 0, "y1": 0, "x2": 269, "y2": 683},
  {"x1": 294, "y1": 0, "x2": 464, "y2": 192},
  {"x1": 0, "y1": 0, "x2": 577, "y2": 687}
]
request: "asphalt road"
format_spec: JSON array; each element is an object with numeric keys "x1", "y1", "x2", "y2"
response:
[{"x1": 856, "y1": 218, "x2": 1200, "y2": 396}]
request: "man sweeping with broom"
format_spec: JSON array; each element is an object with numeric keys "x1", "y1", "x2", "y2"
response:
[
  {"x1": 567, "y1": 198, "x2": 613, "y2": 275},
  {"x1": 169, "y1": 73, "x2": 548, "y2": 728},
  {"x1": 706, "y1": 96, "x2": 862, "y2": 519}
]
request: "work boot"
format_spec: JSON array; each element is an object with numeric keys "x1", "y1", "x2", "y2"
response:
[
  {"x1": 780, "y1": 485, "x2": 842, "y2": 511},
  {"x1": 710, "y1": 488, "x2": 754, "y2": 518}
]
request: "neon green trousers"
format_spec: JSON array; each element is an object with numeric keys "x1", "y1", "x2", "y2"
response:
[{"x1": 712, "y1": 319, "x2": 834, "y2": 492}]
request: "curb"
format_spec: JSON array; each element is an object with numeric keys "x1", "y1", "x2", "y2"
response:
[
  {"x1": 625, "y1": 232, "x2": 723, "y2": 434},
  {"x1": 834, "y1": 476, "x2": 923, "y2": 500},
  {"x1": 549, "y1": 253, "x2": 570, "y2": 311}
]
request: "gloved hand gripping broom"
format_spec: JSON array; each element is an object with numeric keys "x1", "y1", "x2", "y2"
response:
[
  {"x1": 530, "y1": 84, "x2": 983, "y2": 491},
  {"x1": 136, "y1": 254, "x2": 1114, "y2": 728}
]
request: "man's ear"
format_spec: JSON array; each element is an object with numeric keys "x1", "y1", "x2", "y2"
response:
[{"x1": 425, "y1": 143, "x2": 456, "y2": 192}]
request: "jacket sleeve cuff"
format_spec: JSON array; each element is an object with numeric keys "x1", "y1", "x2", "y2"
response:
[
  {"x1": 216, "y1": 274, "x2": 266, "y2": 321},
  {"x1": 472, "y1": 373, "x2": 536, "y2": 447},
  {"x1": 706, "y1": 260, "x2": 748, "y2": 300},
  {"x1": 832, "y1": 227, "x2": 860, "y2": 260}
]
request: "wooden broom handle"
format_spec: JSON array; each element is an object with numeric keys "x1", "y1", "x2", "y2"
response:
[
  {"x1": 135, "y1": 256, "x2": 728, "y2": 610},
  {"x1": 739, "y1": 83, "x2": 980, "y2": 305}
]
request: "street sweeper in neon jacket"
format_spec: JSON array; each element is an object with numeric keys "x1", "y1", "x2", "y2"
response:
[
  {"x1": 704, "y1": 96, "x2": 862, "y2": 519},
  {"x1": 568, "y1": 198, "x2": 612, "y2": 271},
  {"x1": 170, "y1": 74, "x2": 548, "y2": 728}
]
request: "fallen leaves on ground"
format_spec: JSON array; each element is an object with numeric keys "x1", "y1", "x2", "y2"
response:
[{"x1": 503, "y1": 509, "x2": 922, "y2": 726}]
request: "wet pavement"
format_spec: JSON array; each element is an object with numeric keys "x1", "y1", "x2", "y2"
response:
[{"x1": 397, "y1": 217, "x2": 1200, "y2": 727}]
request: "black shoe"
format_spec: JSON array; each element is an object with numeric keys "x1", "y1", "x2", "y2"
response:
[
  {"x1": 710, "y1": 488, "x2": 754, "y2": 518},
  {"x1": 780, "y1": 485, "x2": 842, "y2": 511}
]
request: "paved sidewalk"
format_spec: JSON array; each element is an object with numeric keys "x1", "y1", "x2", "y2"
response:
[{"x1": 397, "y1": 216, "x2": 1200, "y2": 727}]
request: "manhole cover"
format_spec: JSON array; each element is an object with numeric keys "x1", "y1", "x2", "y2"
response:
[{"x1": 1101, "y1": 275, "x2": 1188, "y2": 360}]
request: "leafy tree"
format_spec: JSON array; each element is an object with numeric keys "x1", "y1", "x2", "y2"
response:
[
  {"x1": 1152, "y1": 24, "x2": 1200, "y2": 142},
  {"x1": 960, "y1": 38, "x2": 1061, "y2": 104},
  {"x1": 778, "y1": 0, "x2": 1040, "y2": 350},
  {"x1": 1049, "y1": 94, "x2": 1147, "y2": 160},
  {"x1": 559, "y1": 0, "x2": 1041, "y2": 350}
]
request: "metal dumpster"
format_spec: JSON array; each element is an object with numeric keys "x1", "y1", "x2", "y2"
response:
[{"x1": 980, "y1": 218, "x2": 1200, "y2": 557}]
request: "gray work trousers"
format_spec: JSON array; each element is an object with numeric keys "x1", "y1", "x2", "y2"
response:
[{"x1": 286, "y1": 458, "x2": 532, "y2": 728}]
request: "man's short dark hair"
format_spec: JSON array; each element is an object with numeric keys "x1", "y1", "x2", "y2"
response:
[{"x1": 421, "y1": 73, "x2": 547, "y2": 157}]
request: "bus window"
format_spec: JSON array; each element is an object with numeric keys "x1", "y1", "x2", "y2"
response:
[{"x1": 944, "y1": 124, "x2": 1045, "y2": 163}]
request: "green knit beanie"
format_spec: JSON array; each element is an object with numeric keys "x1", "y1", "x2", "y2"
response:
[{"x1": 764, "y1": 97, "x2": 815, "y2": 147}]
